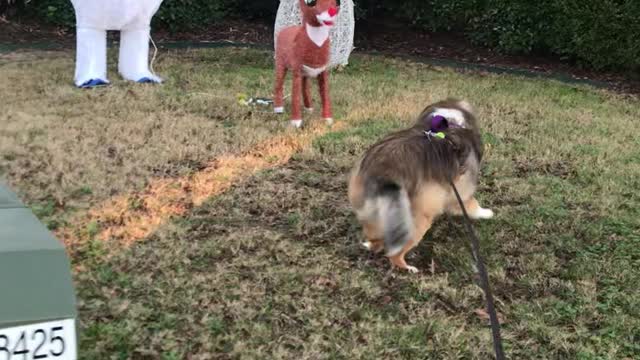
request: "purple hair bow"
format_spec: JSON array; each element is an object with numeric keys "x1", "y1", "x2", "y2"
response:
[{"x1": 430, "y1": 115, "x2": 462, "y2": 133}]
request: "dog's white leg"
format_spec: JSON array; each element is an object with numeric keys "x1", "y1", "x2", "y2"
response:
[
  {"x1": 362, "y1": 241, "x2": 384, "y2": 253},
  {"x1": 405, "y1": 265, "x2": 420, "y2": 273},
  {"x1": 448, "y1": 197, "x2": 495, "y2": 220},
  {"x1": 471, "y1": 207, "x2": 495, "y2": 220}
]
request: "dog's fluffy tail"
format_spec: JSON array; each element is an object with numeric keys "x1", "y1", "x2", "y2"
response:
[{"x1": 359, "y1": 178, "x2": 413, "y2": 256}]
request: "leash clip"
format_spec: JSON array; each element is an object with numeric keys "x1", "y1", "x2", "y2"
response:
[{"x1": 424, "y1": 130, "x2": 446, "y2": 140}]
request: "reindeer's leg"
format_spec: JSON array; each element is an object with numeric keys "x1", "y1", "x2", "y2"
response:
[
  {"x1": 318, "y1": 71, "x2": 333, "y2": 125},
  {"x1": 303, "y1": 76, "x2": 313, "y2": 113},
  {"x1": 290, "y1": 70, "x2": 303, "y2": 128},
  {"x1": 273, "y1": 59, "x2": 287, "y2": 114}
]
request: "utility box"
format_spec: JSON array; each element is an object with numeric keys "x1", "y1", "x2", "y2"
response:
[{"x1": 0, "y1": 184, "x2": 77, "y2": 359}]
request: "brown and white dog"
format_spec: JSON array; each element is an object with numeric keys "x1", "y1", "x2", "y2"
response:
[
  {"x1": 347, "y1": 99, "x2": 494, "y2": 273},
  {"x1": 274, "y1": 0, "x2": 340, "y2": 128}
]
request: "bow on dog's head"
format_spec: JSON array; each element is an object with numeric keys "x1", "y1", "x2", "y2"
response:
[
  {"x1": 429, "y1": 114, "x2": 462, "y2": 133},
  {"x1": 417, "y1": 98, "x2": 479, "y2": 132},
  {"x1": 416, "y1": 98, "x2": 484, "y2": 162}
]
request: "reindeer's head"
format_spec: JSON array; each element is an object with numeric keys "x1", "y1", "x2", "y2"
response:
[{"x1": 299, "y1": 0, "x2": 340, "y2": 27}]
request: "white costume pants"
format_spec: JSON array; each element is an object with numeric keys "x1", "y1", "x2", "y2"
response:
[{"x1": 71, "y1": 0, "x2": 164, "y2": 87}]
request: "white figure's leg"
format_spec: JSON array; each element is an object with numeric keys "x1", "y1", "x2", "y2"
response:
[
  {"x1": 118, "y1": 27, "x2": 162, "y2": 84},
  {"x1": 74, "y1": 27, "x2": 109, "y2": 88}
]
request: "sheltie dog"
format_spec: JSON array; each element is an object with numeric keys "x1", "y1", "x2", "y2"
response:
[{"x1": 347, "y1": 99, "x2": 494, "y2": 273}]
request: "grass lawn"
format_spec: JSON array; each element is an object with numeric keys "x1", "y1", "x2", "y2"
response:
[{"x1": 1, "y1": 47, "x2": 640, "y2": 359}]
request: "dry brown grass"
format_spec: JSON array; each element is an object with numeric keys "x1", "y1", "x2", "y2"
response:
[{"x1": 0, "y1": 47, "x2": 284, "y2": 208}]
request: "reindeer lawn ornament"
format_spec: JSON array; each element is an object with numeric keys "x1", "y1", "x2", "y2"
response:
[
  {"x1": 273, "y1": 0, "x2": 342, "y2": 128},
  {"x1": 70, "y1": 0, "x2": 164, "y2": 88}
]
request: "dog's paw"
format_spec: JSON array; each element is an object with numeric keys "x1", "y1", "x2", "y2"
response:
[
  {"x1": 305, "y1": 107, "x2": 314, "y2": 113},
  {"x1": 406, "y1": 265, "x2": 420, "y2": 274},
  {"x1": 362, "y1": 241, "x2": 384, "y2": 253},
  {"x1": 473, "y1": 207, "x2": 495, "y2": 220},
  {"x1": 290, "y1": 119, "x2": 303, "y2": 128},
  {"x1": 324, "y1": 117, "x2": 334, "y2": 126},
  {"x1": 274, "y1": 106, "x2": 284, "y2": 114}
]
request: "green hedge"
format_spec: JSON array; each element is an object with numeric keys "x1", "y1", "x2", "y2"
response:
[
  {"x1": 6, "y1": 0, "x2": 640, "y2": 71},
  {"x1": 468, "y1": 0, "x2": 640, "y2": 71}
]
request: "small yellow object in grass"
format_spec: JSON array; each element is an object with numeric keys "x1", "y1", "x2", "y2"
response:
[
  {"x1": 237, "y1": 93, "x2": 249, "y2": 105},
  {"x1": 434, "y1": 132, "x2": 446, "y2": 139}
]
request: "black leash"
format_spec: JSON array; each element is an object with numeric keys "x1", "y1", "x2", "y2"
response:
[{"x1": 450, "y1": 181, "x2": 506, "y2": 360}]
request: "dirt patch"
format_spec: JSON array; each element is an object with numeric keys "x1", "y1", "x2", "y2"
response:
[
  {"x1": 59, "y1": 121, "x2": 346, "y2": 253},
  {"x1": 513, "y1": 157, "x2": 577, "y2": 179}
]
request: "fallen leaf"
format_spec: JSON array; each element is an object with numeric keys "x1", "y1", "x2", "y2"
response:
[
  {"x1": 474, "y1": 308, "x2": 506, "y2": 324},
  {"x1": 312, "y1": 276, "x2": 337, "y2": 289}
]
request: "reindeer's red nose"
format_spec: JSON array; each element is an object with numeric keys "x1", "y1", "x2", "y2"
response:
[{"x1": 328, "y1": 7, "x2": 338, "y2": 17}]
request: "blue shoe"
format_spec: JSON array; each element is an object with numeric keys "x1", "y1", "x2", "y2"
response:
[
  {"x1": 137, "y1": 77, "x2": 161, "y2": 84},
  {"x1": 78, "y1": 79, "x2": 109, "y2": 89}
]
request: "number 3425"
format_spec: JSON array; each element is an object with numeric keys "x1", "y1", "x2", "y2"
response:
[{"x1": 0, "y1": 325, "x2": 70, "y2": 360}]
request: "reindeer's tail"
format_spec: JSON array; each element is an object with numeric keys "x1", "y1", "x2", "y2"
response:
[{"x1": 358, "y1": 178, "x2": 413, "y2": 256}]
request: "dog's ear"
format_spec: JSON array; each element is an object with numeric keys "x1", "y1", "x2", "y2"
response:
[
  {"x1": 448, "y1": 129, "x2": 481, "y2": 167},
  {"x1": 447, "y1": 132, "x2": 468, "y2": 155}
]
